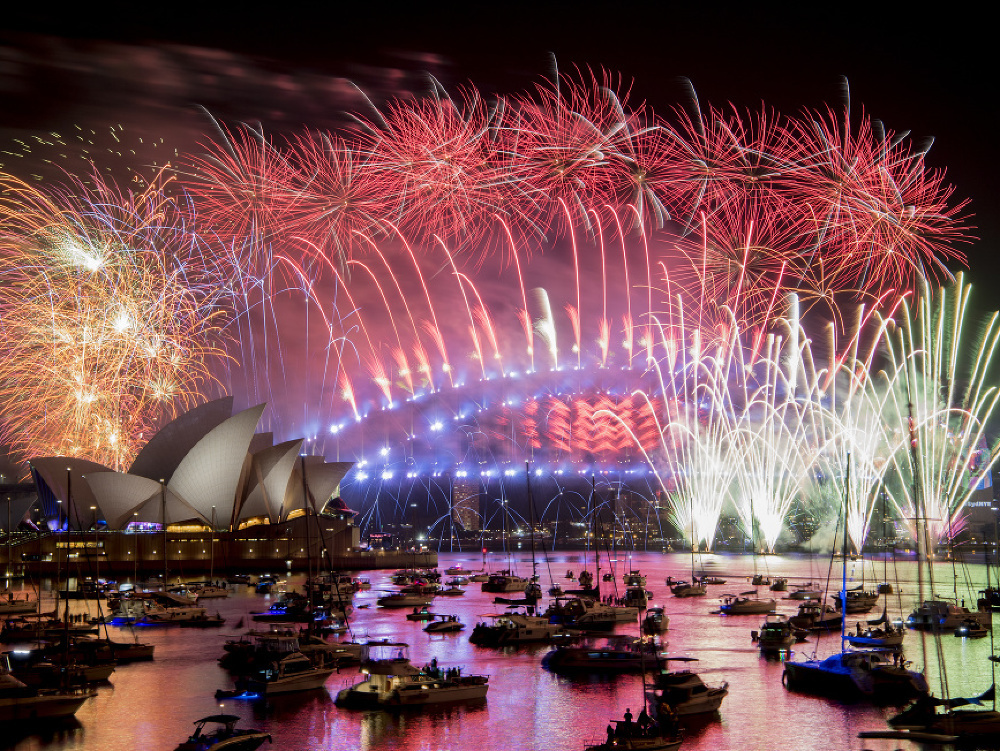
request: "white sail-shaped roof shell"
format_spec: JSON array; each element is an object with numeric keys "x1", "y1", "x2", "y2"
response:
[
  {"x1": 29, "y1": 456, "x2": 112, "y2": 527},
  {"x1": 83, "y1": 472, "x2": 205, "y2": 529},
  {"x1": 281, "y1": 457, "x2": 353, "y2": 521},
  {"x1": 128, "y1": 396, "x2": 234, "y2": 483},
  {"x1": 239, "y1": 439, "x2": 303, "y2": 524},
  {"x1": 166, "y1": 404, "x2": 265, "y2": 525}
]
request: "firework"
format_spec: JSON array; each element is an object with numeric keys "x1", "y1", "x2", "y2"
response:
[{"x1": 0, "y1": 169, "x2": 227, "y2": 469}]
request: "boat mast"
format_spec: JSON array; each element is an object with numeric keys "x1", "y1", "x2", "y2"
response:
[
  {"x1": 526, "y1": 461, "x2": 538, "y2": 600},
  {"x1": 841, "y1": 453, "x2": 850, "y2": 652},
  {"x1": 161, "y1": 479, "x2": 167, "y2": 591}
]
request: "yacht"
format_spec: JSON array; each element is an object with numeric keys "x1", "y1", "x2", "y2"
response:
[
  {"x1": 788, "y1": 602, "x2": 842, "y2": 631},
  {"x1": 236, "y1": 651, "x2": 336, "y2": 696},
  {"x1": 174, "y1": 714, "x2": 271, "y2": 751},
  {"x1": 423, "y1": 614, "x2": 465, "y2": 633},
  {"x1": 788, "y1": 583, "x2": 822, "y2": 600},
  {"x1": 335, "y1": 641, "x2": 488, "y2": 707},
  {"x1": 542, "y1": 636, "x2": 662, "y2": 673},
  {"x1": 0, "y1": 654, "x2": 95, "y2": 723},
  {"x1": 641, "y1": 607, "x2": 670, "y2": 635},
  {"x1": 782, "y1": 649, "x2": 928, "y2": 699},
  {"x1": 670, "y1": 580, "x2": 707, "y2": 598},
  {"x1": 832, "y1": 588, "x2": 880, "y2": 614},
  {"x1": 544, "y1": 596, "x2": 639, "y2": 630},
  {"x1": 623, "y1": 571, "x2": 647, "y2": 588},
  {"x1": 718, "y1": 594, "x2": 776, "y2": 615},
  {"x1": 907, "y1": 599, "x2": 992, "y2": 631},
  {"x1": 481, "y1": 571, "x2": 530, "y2": 593},
  {"x1": 470, "y1": 606, "x2": 576, "y2": 646},
  {"x1": 647, "y1": 666, "x2": 728, "y2": 716},
  {"x1": 755, "y1": 614, "x2": 797, "y2": 651},
  {"x1": 376, "y1": 591, "x2": 434, "y2": 608}
]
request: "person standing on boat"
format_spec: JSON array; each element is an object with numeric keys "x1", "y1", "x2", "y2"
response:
[{"x1": 637, "y1": 707, "x2": 650, "y2": 734}]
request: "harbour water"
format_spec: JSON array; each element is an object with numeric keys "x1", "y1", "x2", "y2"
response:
[{"x1": 5, "y1": 551, "x2": 996, "y2": 751}]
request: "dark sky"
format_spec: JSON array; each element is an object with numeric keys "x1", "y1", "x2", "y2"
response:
[{"x1": 1, "y1": 3, "x2": 996, "y2": 281}]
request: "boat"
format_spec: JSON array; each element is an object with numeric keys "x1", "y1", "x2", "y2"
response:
[
  {"x1": 584, "y1": 722, "x2": 682, "y2": 751},
  {"x1": 468, "y1": 573, "x2": 490, "y2": 583},
  {"x1": 4, "y1": 648, "x2": 115, "y2": 689},
  {"x1": 788, "y1": 583, "x2": 822, "y2": 600},
  {"x1": 890, "y1": 688, "x2": 1000, "y2": 738},
  {"x1": 907, "y1": 598, "x2": 992, "y2": 631},
  {"x1": 623, "y1": 571, "x2": 647, "y2": 588},
  {"x1": 755, "y1": 614, "x2": 797, "y2": 651},
  {"x1": 641, "y1": 607, "x2": 669, "y2": 635},
  {"x1": 405, "y1": 606, "x2": 435, "y2": 621},
  {"x1": 698, "y1": 576, "x2": 727, "y2": 586},
  {"x1": 831, "y1": 588, "x2": 880, "y2": 614},
  {"x1": 445, "y1": 576, "x2": 469, "y2": 586},
  {"x1": 444, "y1": 565, "x2": 472, "y2": 576},
  {"x1": 65, "y1": 635, "x2": 155, "y2": 663},
  {"x1": 232, "y1": 651, "x2": 336, "y2": 697},
  {"x1": 376, "y1": 591, "x2": 434, "y2": 608},
  {"x1": 788, "y1": 601, "x2": 843, "y2": 631},
  {"x1": 621, "y1": 586, "x2": 650, "y2": 609},
  {"x1": 750, "y1": 574, "x2": 771, "y2": 586},
  {"x1": 174, "y1": 714, "x2": 272, "y2": 751},
  {"x1": 437, "y1": 584, "x2": 465, "y2": 597},
  {"x1": 423, "y1": 614, "x2": 465, "y2": 633},
  {"x1": 0, "y1": 593, "x2": 39, "y2": 616},
  {"x1": 481, "y1": 571, "x2": 531, "y2": 594},
  {"x1": 845, "y1": 610, "x2": 905, "y2": 648},
  {"x1": 783, "y1": 455, "x2": 928, "y2": 703},
  {"x1": 470, "y1": 606, "x2": 577, "y2": 646},
  {"x1": 192, "y1": 585, "x2": 229, "y2": 600},
  {"x1": 542, "y1": 636, "x2": 663, "y2": 673},
  {"x1": 718, "y1": 593, "x2": 776, "y2": 615},
  {"x1": 954, "y1": 618, "x2": 989, "y2": 638},
  {"x1": 335, "y1": 641, "x2": 488, "y2": 707},
  {"x1": 0, "y1": 654, "x2": 95, "y2": 724},
  {"x1": 670, "y1": 580, "x2": 706, "y2": 598},
  {"x1": 647, "y1": 662, "x2": 728, "y2": 716},
  {"x1": 783, "y1": 650, "x2": 928, "y2": 700},
  {"x1": 544, "y1": 596, "x2": 639, "y2": 630},
  {"x1": 769, "y1": 578, "x2": 788, "y2": 592}
]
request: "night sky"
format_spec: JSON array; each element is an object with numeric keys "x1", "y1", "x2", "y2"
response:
[{"x1": 2, "y1": 5, "x2": 993, "y2": 275}]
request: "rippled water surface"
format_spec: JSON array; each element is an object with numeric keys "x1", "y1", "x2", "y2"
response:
[{"x1": 6, "y1": 552, "x2": 997, "y2": 751}]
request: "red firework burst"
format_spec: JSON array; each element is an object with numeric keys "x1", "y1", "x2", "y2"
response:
[
  {"x1": 507, "y1": 68, "x2": 635, "y2": 237},
  {"x1": 353, "y1": 85, "x2": 515, "y2": 253},
  {"x1": 784, "y1": 105, "x2": 970, "y2": 294},
  {"x1": 182, "y1": 123, "x2": 293, "y2": 243}
]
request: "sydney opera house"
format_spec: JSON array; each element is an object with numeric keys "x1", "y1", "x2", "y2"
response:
[{"x1": 1, "y1": 398, "x2": 431, "y2": 576}]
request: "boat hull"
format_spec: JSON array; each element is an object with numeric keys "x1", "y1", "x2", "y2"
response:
[{"x1": 0, "y1": 691, "x2": 93, "y2": 723}]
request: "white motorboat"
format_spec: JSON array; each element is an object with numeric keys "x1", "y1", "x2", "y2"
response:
[
  {"x1": 0, "y1": 655, "x2": 95, "y2": 723},
  {"x1": 907, "y1": 599, "x2": 992, "y2": 631},
  {"x1": 647, "y1": 667, "x2": 728, "y2": 716},
  {"x1": 238, "y1": 651, "x2": 336, "y2": 696},
  {"x1": 174, "y1": 714, "x2": 271, "y2": 751},
  {"x1": 718, "y1": 593, "x2": 776, "y2": 615},
  {"x1": 335, "y1": 641, "x2": 488, "y2": 707},
  {"x1": 623, "y1": 571, "x2": 647, "y2": 588},
  {"x1": 545, "y1": 596, "x2": 640, "y2": 629},
  {"x1": 376, "y1": 592, "x2": 434, "y2": 608},
  {"x1": 193, "y1": 585, "x2": 229, "y2": 600},
  {"x1": 788, "y1": 582, "x2": 822, "y2": 600},
  {"x1": 437, "y1": 585, "x2": 465, "y2": 597},
  {"x1": 481, "y1": 571, "x2": 530, "y2": 593},
  {"x1": 470, "y1": 606, "x2": 577, "y2": 646},
  {"x1": 670, "y1": 580, "x2": 707, "y2": 598},
  {"x1": 641, "y1": 607, "x2": 669, "y2": 635},
  {"x1": 444, "y1": 565, "x2": 473, "y2": 576},
  {"x1": 423, "y1": 614, "x2": 465, "y2": 633},
  {"x1": 755, "y1": 614, "x2": 796, "y2": 651}
]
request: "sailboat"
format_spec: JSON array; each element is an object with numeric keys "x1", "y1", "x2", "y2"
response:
[
  {"x1": 782, "y1": 453, "x2": 928, "y2": 700},
  {"x1": 671, "y1": 500, "x2": 706, "y2": 598}
]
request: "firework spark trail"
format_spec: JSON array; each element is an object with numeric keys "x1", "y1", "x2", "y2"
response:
[
  {"x1": 0, "y1": 169, "x2": 226, "y2": 469},
  {"x1": 880, "y1": 274, "x2": 1000, "y2": 543}
]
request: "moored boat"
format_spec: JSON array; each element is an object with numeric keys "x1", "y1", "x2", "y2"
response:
[
  {"x1": 335, "y1": 641, "x2": 488, "y2": 708},
  {"x1": 542, "y1": 636, "x2": 662, "y2": 673},
  {"x1": 174, "y1": 714, "x2": 272, "y2": 751}
]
